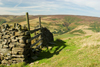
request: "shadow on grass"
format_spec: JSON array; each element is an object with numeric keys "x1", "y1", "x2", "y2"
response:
[
  {"x1": 29, "y1": 39, "x2": 67, "y2": 63},
  {"x1": 0, "y1": 39, "x2": 66, "y2": 66}
]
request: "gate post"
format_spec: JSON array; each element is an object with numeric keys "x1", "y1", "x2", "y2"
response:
[
  {"x1": 26, "y1": 12, "x2": 31, "y2": 37},
  {"x1": 26, "y1": 12, "x2": 30, "y2": 31},
  {"x1": 39, "y1": 17, "x2": 42, "y2": 49}
]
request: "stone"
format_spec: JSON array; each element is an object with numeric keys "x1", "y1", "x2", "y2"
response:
[
  {"x1": 12, "y1": 58, "x2": 24, "y2": 62},
  {"x1": 4, "y1": 56, "x2": 11, "y2": 60},
  {"x1": 11, "y1": 39, "x2": 17, "y2": 42},
  {"x1": 3, "y1": 45, "x2": 9, "y2": 48},
  {"x1": 35, "y1": 61, "x2": 39, "y2": 64},
  {"x1": 19, "y1": 39, "x2": 25, "y2": 44},
  {"x1": 0, "y1": 44, "x2": 2, "y2": 48},
  {"x1": 2, "y1": 40, "x2": 8, "y2": 45},
  {"x1": 22, "y1": 25, "x2": 27, "y2": 30},
  {"x1": 18, "y1": 36, "x2": 27, "y2": 44},
  {"x1": 3, "y1": 32, "x2": 7, "y2": 35},
  {"x1": 8, "y1": 60, "x2": 12, "y2": 64},
  {"x1": 15, "y1": 31, "x2": 20, "y2": 36},
  {"x1": 12, "y1": 48, "x2": 24, "y2": 55},
  {"x1": 0, "y1": 34, "x2": 3, "y2": 39},
  {"x1": 12, "y1": 51, "x2": 17, "y2": 55},
  {"x1": 30, "y1": 63, "x2": 34, "y2": 67},
  {"x1": 9, "y1": 42, "x2": 16, "y2": 47},
  {"x1": 8, "y1": 39, "x2": 11, "y2": 44},
  {"x1": 2, "y1": 29, "x2": 6, "y2": 32},
  {"x1": 7, "y1": 64, "x2": 10, "y2": 66},
  {"x1": 16, "y1": 43, "x2": 25, "y2": 48},
  {"x1": 5, "y1": 35, "x2": 11, "y2": 39},
  {"x1": 1, "y1": 60, "x2": 8, "y2": 64},
  {"x1": 12, "y1": 55, "x2": 24, "y2": 58},
  {"x1": 12, "y1": 60, "x2": 17, "y2": 64},
  {"x1": 6, "y1": 53, "x2": 11, "y2": 56},
  {"x1": 12, "y1": 31, "x2": 15, "y2": 36},
  {"x1": 11, "y1": 36, "x2": 16, "y2": 39},
  {"x1": 5, "y1": 24, "x2": 10, "y2": 29}
]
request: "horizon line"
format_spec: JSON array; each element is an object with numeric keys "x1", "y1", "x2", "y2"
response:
[{"x1": 0, "y1": 14, "x2": 100, "y2": 18}]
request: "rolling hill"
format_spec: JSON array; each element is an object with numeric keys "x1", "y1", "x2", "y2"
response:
[
  {"x1": 0, "y1": 15, "x2": 100, "y2": 36},
  {"x1": 0, "y1": 15, "x2": 100, "y2": 67}
]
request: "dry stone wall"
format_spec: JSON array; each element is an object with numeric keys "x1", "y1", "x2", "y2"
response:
[
  {"x1": 0, "y1": 23, "x2": 54, "y2": 66},
  {"x1": 0, "y1": 23, "x2": 32, "y2": 65}
]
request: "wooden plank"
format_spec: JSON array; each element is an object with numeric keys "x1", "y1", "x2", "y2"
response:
[
  {"x1": 30, "y1": 38, "x2": 43, "y2": 48},
  {"x1": 30, "y1": 28, "x2": 41, "y2": 33},
  {"x1": 31, "y1": 33, "x2": 42, "y2": 40},
  {"x1": 39, "y1": 17, "x2": 42, "y2": 49},
  {"x1": 32, "y1": 43, "x2": 42, "y2": 52},
  {"x1": 26, "y1": 33, "x2": 42, "y2": 43}
]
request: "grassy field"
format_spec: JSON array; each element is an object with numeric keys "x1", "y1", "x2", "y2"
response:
[
  {"x1": 1, "y1": 32, "x2": 100, "y2": 67},
  {"x1": 29, "y1": 34, "x2": 100, "y2": 67}
]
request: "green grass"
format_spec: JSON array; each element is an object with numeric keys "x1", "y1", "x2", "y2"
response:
[
  {"x1": 1, "y1": 34, "x2": 100, "y2": 67},
  {"x1": 30, "y1": 35, "x2": 100, "y2": 67},
  {"x1": 28, "y1": 38, "x2": 81, "y2": 67},
  {"x1": 0, "y1": 62, "x2": 28, "y2": 67},
  {"x1": 31, "y1": 33, "x2": 34, "y2": 37},
  {"x1": 54, "y1": 33, "x2": 79, "y2": 40}
]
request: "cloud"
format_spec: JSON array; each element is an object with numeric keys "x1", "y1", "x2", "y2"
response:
[
  {"x1": 14, "y1": 0, "x2": 23, "y2": 8},
  {"x1": 64, "y1": 0, "x2": 100, "y2": 10},
  {"x1": 17, "y1": 1, "x2": 59, "y2": 11},
  {"x1": 0, "y1": 2, "x2": 2, "y2": 5},
  {"x1": 0, "y1": 0, "x2": 3, "y2": 5},
  {"x1": 0, "y1": 7, "x2": 25, "y2": 15}
]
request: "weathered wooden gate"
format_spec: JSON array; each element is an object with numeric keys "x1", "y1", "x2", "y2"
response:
[{"x1": 26, "y1": 12, "x2": 43, "y2": 52}]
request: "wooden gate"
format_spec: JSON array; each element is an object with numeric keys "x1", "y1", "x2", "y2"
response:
[{"x1": 26, "y1": 12, "x2": 43, "y2": 52}]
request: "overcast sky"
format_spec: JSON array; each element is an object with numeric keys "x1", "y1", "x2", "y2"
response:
[{"x1": 0, "y1": 0, "x2": 100, "y2": 17}]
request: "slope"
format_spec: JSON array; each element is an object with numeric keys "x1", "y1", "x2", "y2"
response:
[{"x1": 2, "y1": 33, "x2": 100, "y2": 67}]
